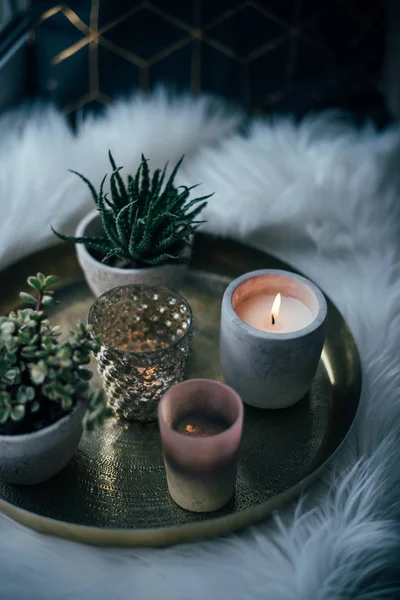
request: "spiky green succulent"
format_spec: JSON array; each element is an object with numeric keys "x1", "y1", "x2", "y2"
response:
[
  {"x1": 52, "y1": 152, "x2": 212, "y2": 267},
  {"x1": 0, "y1": 273, "x2": 111, "y2": 434}
]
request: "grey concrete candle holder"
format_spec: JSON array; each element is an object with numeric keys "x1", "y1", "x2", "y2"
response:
[{"x1": 220, "y1": 270, "x2": 328, "y2": 409}]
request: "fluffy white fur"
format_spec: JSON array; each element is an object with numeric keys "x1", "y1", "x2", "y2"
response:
[{"x1": 0, "y1": 92, "x2": 400, "y2": 599}]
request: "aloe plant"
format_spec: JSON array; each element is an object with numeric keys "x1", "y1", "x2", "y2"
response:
[{"x1": 52, "y1": 152, "x2": 212, "y2": 268}]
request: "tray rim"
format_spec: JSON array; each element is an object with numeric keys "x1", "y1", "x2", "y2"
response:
[
  {"x1": 0, "y1": 453, "x2": 340, "y2": 547},
  {"x1": 0, "y1": 235, "x2": 362, "y2": 546}
]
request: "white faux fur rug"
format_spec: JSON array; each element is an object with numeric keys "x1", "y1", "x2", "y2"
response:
[{"x1": 1, "y1": 91, "x2": 400, "y2": 599}]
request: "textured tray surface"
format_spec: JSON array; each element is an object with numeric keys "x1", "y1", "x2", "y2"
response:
[{"x1": 0, "y1": 236, "x2": 361, "y2": 546}]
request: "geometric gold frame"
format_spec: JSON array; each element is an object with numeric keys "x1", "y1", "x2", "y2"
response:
[{"x1": 34, "y1": 0, "x2": 357, "y2": 114}]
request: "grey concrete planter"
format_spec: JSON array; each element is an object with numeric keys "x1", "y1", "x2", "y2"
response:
[
  {"x1": 75, "y1": 210, "x2": 191, "y2": 297},
  {"x1": 0, "y1": 403, "x2": 85, "y2": 485}
]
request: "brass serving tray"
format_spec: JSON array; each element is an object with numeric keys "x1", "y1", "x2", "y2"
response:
[{"x1": 0, "y1": 235, "x2": 361, "y2": 547}]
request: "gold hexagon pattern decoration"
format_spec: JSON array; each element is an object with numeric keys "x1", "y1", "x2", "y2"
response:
[{"x1": 33, "y1": 0, "x2": 382, "y2": 115}]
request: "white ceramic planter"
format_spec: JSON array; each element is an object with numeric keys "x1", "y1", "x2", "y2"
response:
[
  {"x1": 0, "y1": 403, "x2": 85, "y2": 485},
  {"x1": 75, "y1": 209, "x2": 192, "y2": 297}
]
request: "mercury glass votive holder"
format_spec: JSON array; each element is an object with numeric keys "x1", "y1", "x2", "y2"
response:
[
  {"x1": 88, "y1": 285, "x2": 193, "y2": 422},
  {"x1": 158, "y1": 379, "x2": 244, "y2": 513}
]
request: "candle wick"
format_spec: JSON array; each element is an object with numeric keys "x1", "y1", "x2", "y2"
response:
[{"x1": 271, "y1": 315, "x2": 275, "y2": 325}]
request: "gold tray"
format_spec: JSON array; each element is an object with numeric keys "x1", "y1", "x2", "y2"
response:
[{"x1": 0, "y1": 235, "x2": 361, "y2": 547}]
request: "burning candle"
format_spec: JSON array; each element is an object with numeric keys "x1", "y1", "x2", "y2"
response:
[
  {"x1": 158, "y1": 379, "x2": 243, "y2": 512},
  {"x1": 236, "y1": 291, "x2": 314, "y2": 333},
  {"x1": 220, "y1": 270, "x2": 327, "y2": 409},
  {"x1": 174, "y1": 413, "x2": 230, "y2": 437}
]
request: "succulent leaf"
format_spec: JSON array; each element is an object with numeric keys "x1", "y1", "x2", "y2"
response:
[
  {"x1": 20, "y1": 292, "x2": 37, "y2": 306},
  {"x1": 109, "y1": 151, "x2": 128, "y2": 206},
  {"x1": 27, "y1": 276, "x2": 42, "y2": 291},
  {"x1": 68, "y1": 169, "x2": 98, "y2": 204},
  {"x1": 10, "y1": 405, "x2": 25, "y2": 422}
]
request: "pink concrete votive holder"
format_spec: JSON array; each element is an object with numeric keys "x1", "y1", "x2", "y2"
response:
[{"x1": 158, "y1": 379, "x2": 244, "y2": 513}]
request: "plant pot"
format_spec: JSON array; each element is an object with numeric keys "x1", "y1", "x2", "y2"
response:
[
  {"x1": 0, "y1": 402, "x2": 85, "y2": 485},
  {"x1": 75, "y1": 209, "x2": 192, "y2": 298}
]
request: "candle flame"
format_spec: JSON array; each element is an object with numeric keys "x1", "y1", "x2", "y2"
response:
[
  {"x1": 186, "y1": 424, "x2": 195, "y2": 433},
  {"x1": 271, "y1": 293, "x2": 281, "y2": 325}
]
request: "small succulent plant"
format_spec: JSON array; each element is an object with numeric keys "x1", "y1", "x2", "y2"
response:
[
  {"x1": 0, "y1": 273, "x2": 111, "y2": 435},
  {"x1": 52, "y1": 152, "x2": 212, "y2": 268}
]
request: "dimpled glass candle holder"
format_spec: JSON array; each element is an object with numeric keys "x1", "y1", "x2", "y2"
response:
[
  {"x1": 88, "y1": 285, "x2": 193, "y2": 422},
  {"x1": 220, "y1": 270, "x2": 327, "y2": 409},
  {"x1": 158, "y1": 379, "x2": 244, "y2": 512}
]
